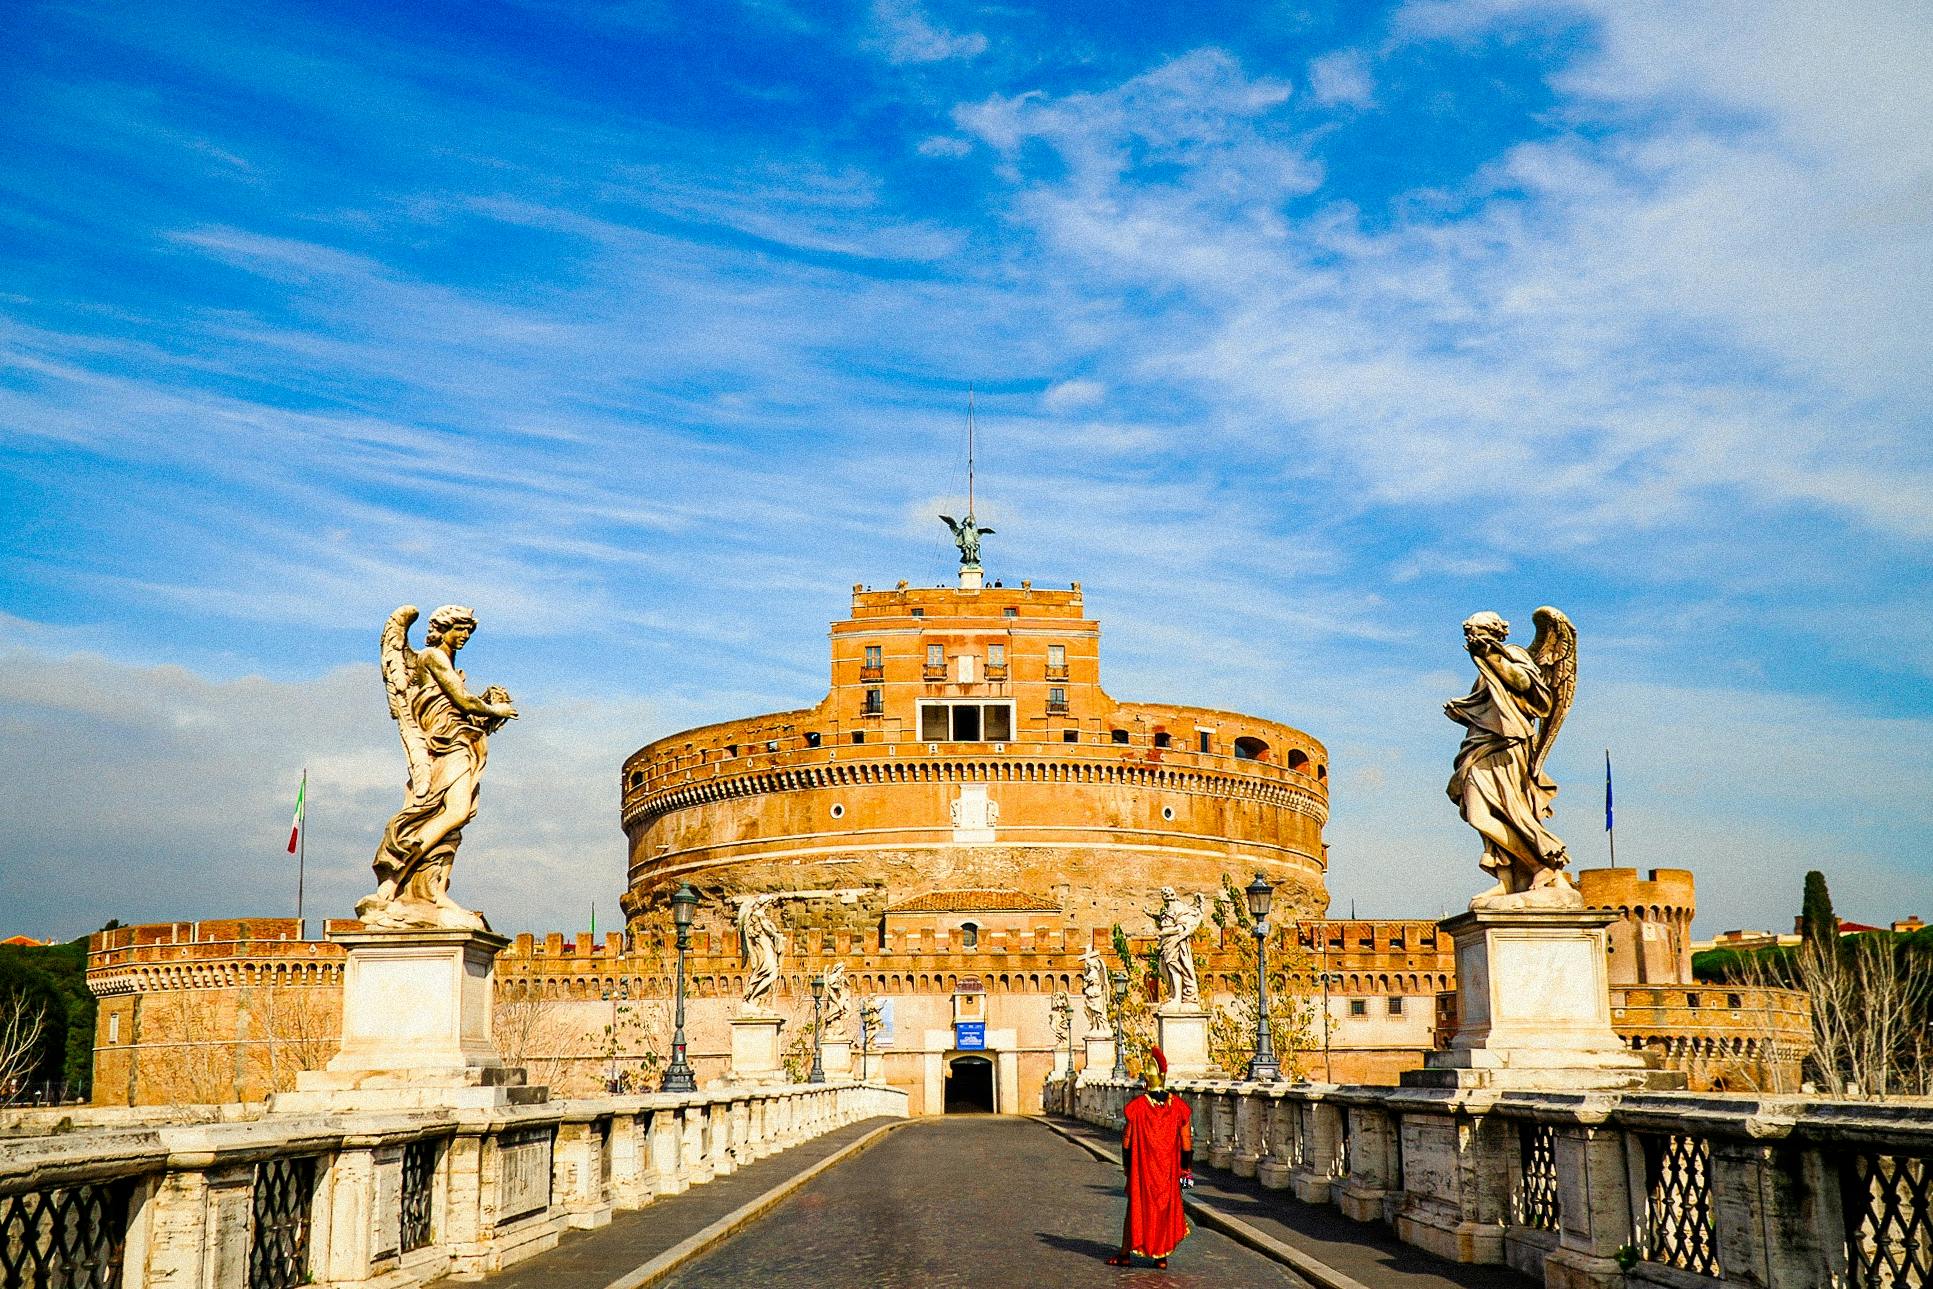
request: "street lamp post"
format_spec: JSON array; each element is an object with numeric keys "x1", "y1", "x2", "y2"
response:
[
  {"x1": 1245, "y1": 872, "x2": 1282, "y2": 1082},
  {"x1": 660, "y1": 883, "x2": 699, "y2": 1093},
  {"x1": 603, "y1": 980, "x2": 631, "y2": 1094},
  {"x1": 1051, "y1": 991, "x2": 1072, "y2": 1079},
  {"x1": 808, "y1": 974, "x2": 827, "y2": 1084},
  {"x1": 1109, "y1": 968, "x2": 1131, "y2": 1082}
]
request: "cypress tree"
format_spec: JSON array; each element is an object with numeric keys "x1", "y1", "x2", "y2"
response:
[{"x1": 1801, "y1": 870, "x2": 1837, "y2": 947}]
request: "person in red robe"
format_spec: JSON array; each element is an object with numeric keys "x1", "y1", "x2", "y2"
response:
[{"x1": 1108, "y1": 1046, "x2": 1193, "y2": 1269}]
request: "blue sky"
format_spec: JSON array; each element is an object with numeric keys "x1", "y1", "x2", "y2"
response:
[{"x1": 2, "y1": 0, "x2": 1929, "y2": 940}]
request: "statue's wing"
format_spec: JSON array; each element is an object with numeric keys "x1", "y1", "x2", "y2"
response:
[
  {"x1": 379, "y1": 606, "x2": 432, "y2": 798},
  {"x1": 979, "y1": 526, "x2": 995, "y2": 535},
  {"x1": 1527, "y1": 606, "x2": 1577, "y2": 780},
  {"x1": 938, "y1": 514, "x2": 958, "y2": 533}
]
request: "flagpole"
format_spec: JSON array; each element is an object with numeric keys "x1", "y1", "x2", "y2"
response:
[
  {"x1": 1604, "y1": 749, "x2": 1618, "y2": 870},
  {"x1": 296, "y1": 768, "x2": 307, "y2": 931}
]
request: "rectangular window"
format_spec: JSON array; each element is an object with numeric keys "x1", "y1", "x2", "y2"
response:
[
  {"x1": 865, "y1": 645, "x2": 882, "y2": 667},
  {"x1": 1063, "y1": 729, "x2": 1079, "y2": 742},
  {"x1": 950, "y1": 704, "x2": 982, "y2": 741},
  {"x1": 911, "y1": 607, "x2": 924, "y2": 617},
  {"x1": 1048, "y1": 644, "x2": 1066, "y2": 667},
  {"x1": 108, "y1": 1013, "x2": 120, "y2": 1043},
  {"x1": 1197, "y1": 731, "x2": 1212, "y2": 754},
  {"x1": 1111, "y1": 729, "x2": 1129, "y2": 744},
  {"x1": 1154, "y1": 732, "x2": 1172, "y2": 749},
  {"x1": 916, "y1": 700, "x2": 1015, "y2": 743},
  {"x1": 1388, "y1": 996, "x2": 1405, "y2": 1016},
  {"x1": 851, "y1": 731, "x2": 866, "y2": 744},
  {"x1": 921, "y1": 704, "x2": 949, "y2": 741},
  {"x1": 1003, "y1": 606, "x2": 1017, "y2": 617},
  {"x1": 1048, "y1": 686, "x2": 1067, "y2": 710},
  {"x1": 987, "y1": 643, "x2": 1006, "y2": 666},
  {"x1": 927, "y1": 643, "x2": 945, "y2": 666},
  {"x1": 1349, "y1": 998, "x2": 1368, "y2": 1018},
  {"x1": 864, "y1": 688, "x2": 883, "y2": 715}
]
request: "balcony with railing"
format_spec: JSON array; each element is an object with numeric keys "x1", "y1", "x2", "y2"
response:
[
  {"x1": 859, "y1": 664, "x2": 884, "y2": 681},
  {"x1": 921, "y1": 663, "x2": 948, "y2": 680}
]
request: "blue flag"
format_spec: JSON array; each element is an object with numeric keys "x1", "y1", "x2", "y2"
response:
[{"x1": 1604, "y1": 750, "x2": 1614, "y2": 832}]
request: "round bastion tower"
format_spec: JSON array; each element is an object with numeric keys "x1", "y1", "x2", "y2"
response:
[{"x1": 619, "y1": 575, "x2": 1331, "y2": 933}]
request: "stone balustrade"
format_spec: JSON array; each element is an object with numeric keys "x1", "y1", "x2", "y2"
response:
[
  {"x1": 0, "y1": 1081, "x2": 906, "y2": 1288},
  {"x1": 1068, "y1": 1076, "x2": 1933, "y2": 1289}
]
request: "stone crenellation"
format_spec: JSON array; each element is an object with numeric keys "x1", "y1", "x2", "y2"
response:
[{"x1": 85, "y1": 902, "x2": 1804, "y2": 1105}]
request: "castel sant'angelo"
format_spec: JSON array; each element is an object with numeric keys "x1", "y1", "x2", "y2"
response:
[
  {"x1": 85, "y1": 525, "x2": 1808, "y2": 1114},
  {"x1": 618, "y1": 573, "x2": 1331, "y2": 934}
]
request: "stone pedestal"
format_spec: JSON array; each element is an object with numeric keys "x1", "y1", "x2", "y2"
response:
[
  {"x1": 1154, "y1": 1006, "x2": 1212, "y2": 1079},
  {"x1": 728, "y1": 1013, "x2": 786, "y2": 1085},
  {"x1": 819, "y1": 1038, "x2": 853, "y2": 1079},
  {"x1": 958, "y1": 565, "x2": 984, "y2": 590},
  {"x1": 1404, "y1": 909, "x2": 1674, "y2": 1092},
  {"x1": 1079, "y1": 1034, "x2": 1117, "y2": 1082},
  {"x1": 271, "y1": 928, "x2": 545, "y2": 1112}
]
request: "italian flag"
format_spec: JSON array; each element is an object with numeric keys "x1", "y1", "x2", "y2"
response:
[{"x1": 287, "y1": 772, "x2": 307, "y2": 854}]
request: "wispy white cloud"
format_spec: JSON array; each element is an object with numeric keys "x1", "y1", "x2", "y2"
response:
[
  {"x1": 916, "y1": 134, "x2": 973, "y2": 158},
  {"x1": 1041, "y1": 378, "x2": 1105, "y2": 413},
  {"x1": 864, "y1": 0, "x2": 987, "y2": 64},
  {"x1": 1307, "y1": 49, "x2": 1375, "y2": 108}
]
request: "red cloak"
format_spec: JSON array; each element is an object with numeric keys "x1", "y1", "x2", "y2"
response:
[{"x1": 1121, "y1": 1092, "x2": 1192, "y2": 1258}]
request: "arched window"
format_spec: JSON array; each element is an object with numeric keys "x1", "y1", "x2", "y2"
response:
[
  {"x1": 961, "y1": 922, "x2": 979, "y2": 950},
  {"x1": 1234, "y1": 736, "x2": 1270, "y2": 761},
  {"x1": 1286, "y1": 749, "x2": 1310, "y2": 772}
]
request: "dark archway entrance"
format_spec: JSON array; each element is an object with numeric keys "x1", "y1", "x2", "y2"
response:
[{"x1": 944, "y1": 1055, "x2": 994, "y2": 1113}]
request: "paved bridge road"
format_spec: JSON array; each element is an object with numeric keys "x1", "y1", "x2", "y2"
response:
[{"x1": 664, "y1": 1116, "x2": 1308, "y2": 1289}]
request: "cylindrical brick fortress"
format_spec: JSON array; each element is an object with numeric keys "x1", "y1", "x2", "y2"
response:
[{"x1": 619, "y1": 580, "x2": 1330, "y2": 931}]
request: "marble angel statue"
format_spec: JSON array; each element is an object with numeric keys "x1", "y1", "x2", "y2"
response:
[
  {"x1": 1148, "y1": 887, "x2": 1207, "y2": 1007},
  {"x1": 1444, "y1": 606, "x2": 1581, "y2": 910},
  {"x1": 822, "y1": 961, "x2": 851, "y2": 1039},
  {"x1": 1079, "y1": 946, "x2": 1110, "y2": 1032},
  {"x1": 359, "y1": 605, "x2": 517, "y2": 930},
  {"x1": 736, "y1": 894, "x2": 784, "y2": 1014}
]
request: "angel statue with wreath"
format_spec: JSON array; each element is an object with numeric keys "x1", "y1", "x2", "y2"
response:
[
  {"x1": 1444, "y1": 606, "x2": 1581, "y2": 911},
  {"x1": 358, "y1": 605, "x2": 518, "y2": 931}
]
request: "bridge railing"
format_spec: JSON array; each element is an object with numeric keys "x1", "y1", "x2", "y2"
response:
[
  {"x1": 1067, "y1": 1076, "x2": 1933, "y2": 1288},
  {"x1": 0, "y1": 1080, "x2": 906, "y2": 1289}
]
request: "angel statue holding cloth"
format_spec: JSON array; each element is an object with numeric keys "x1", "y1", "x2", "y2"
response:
[
  {"x1": 357, "y1": 604, "x2": 518, "y2": 931},
  {"x1": 1444, "y1": 606, "x2": 1582, "y2": 911}
]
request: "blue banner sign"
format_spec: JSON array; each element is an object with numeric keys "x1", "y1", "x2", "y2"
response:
[{"x1": 955, "y1": 1021, "x2": 986, "y2": 1051}]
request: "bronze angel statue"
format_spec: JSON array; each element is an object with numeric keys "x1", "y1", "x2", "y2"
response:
[
  {"x1": 1444, "y1": 606, "x2": 1580, "y2": 910},
  {"x1": 357, "y1": 605, "x2": 517, "y2": 931},
  {"x1": 939, "y1": 512, "x2": 992, "y2": 567}
]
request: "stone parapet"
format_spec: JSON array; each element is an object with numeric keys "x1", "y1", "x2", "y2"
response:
[
  {"x1": 1065, "y1": 1077, "x2": 1932, "y2": 1288},
  {"x1": 0, "y1": 1081, "x2": 906, "y2": 1289}
]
